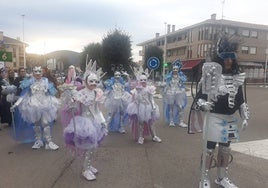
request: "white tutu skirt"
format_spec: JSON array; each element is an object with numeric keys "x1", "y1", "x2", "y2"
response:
[
  {"x1": 19, "y1": 95, "x2": 60, "y2": 124},
  {"x1": 127, "y1": 102, "x2": 160, "y2": 123},
  {"x1": 165, "y1": 92, "x2": 187, "y2": 108},
  {"x1": 63, "y1": 116, "x2": 106, "y2": 150}
]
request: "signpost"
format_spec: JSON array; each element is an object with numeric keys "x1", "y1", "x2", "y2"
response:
[
  {"x1": 147, "y1": 57, "x2": 160, "y2": 81},
  {"x1": 147, "y1": 57, "x2": 160, "y2": 70}
]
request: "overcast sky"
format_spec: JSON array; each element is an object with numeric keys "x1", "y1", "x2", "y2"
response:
[{"x1": 1, "y1": 0, "x2": 268, "y2": 61}]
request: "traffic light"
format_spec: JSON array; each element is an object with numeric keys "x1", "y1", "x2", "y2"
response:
[{"x1": 163, "y1": 63, "x2": 168, "y2": 67}]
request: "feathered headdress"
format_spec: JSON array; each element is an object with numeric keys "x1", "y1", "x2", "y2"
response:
[
  {"x1": 132, "y1": 65, "x2": 150, "y2": 80},
  {"x1": 83, "y1": 59, "x2": 106, "y2": 80},
  {"x1": 172, "y1": 59, "x2": 183, "y2": 71},
  {"x1": 216, "y1": 34, "x2": 241, "y2": 60},
  {"x1": 215, "y1": 34, "x2": 242, "y2": 74}
]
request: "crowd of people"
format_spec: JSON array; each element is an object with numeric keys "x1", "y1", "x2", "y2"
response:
[{"x1": 0, "y1": 35, "x2": 250, "y2": 188}]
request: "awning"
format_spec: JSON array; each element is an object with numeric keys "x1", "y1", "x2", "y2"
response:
[
  {"x1": 182, "y1": 59, "x2": 202, "y2": 70},
  {"x1": 239, "y1": 62, "x2": 263, "y2": 68}
]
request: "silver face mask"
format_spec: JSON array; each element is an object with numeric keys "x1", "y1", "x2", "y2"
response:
[
  {"x1": 87, "y1": 73, "x2": 100, "y2": 86},
  {"x1": 114, "y1": 71, "x2": 121, "y2": 78},
  {"x1": 33, "y1": 67, "x2": 42, "y2": 75}
]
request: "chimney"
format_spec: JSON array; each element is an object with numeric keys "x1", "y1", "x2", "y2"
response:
[
  {"x1": 211, "y1": 13, "x2": 216, "y2": 20},
  {"x1": 0, "y1": 31, "x2": 3, "y2": 41},
  {"x1": 167, "y1": 24, "x2": 171, "y2": 33},
  {"x1": 155, "y1": 33, "x2": 160, "y2": 38},
  {"x1": 172, "y1": 25, "x2": 175, "y2": 32}
]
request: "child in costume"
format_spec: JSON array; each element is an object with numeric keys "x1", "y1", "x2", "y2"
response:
[
  {"x1": 162, "y1": 60, "x2": 188, "y2": 127},
  {"x1": 127, "y1": 66, "x2": 161, "y2": 144},
  {"x1": 62, "y1": 60, "x2": 107, "y2": 181},
  {"x1": 104, "y1": 70, "x2": 131, "y2": 133}
]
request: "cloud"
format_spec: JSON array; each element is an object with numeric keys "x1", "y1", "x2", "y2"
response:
[{"x1": 1, "y1": 0, "x2": 268, "y2": 61}]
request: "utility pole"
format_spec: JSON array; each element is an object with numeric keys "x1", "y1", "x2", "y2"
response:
[
  {"x1": 162, "y1": 22, "x2": 167, "y2": 82},
  {"x1": 22, "y1": 14, "x2": 26, "y2": 68},
  {"x1": 265, "y1": 47, "x2": 268, "y2": 86}
]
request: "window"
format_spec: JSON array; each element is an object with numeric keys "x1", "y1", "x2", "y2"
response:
[
  {"x1": 251, "y1": 31, "x2": 258, "y2": 38},
  {"x1": 228, "y1": 28, "x2": 236, "y2": 35},
  {"x1": 249, "y1": 47, "x2": 257, "y2": 54},
  {"x1": 242, "y1": 30, "x2": 250, "y2": 37},
  {"x1": 241, "y1": 46, "x2": 249, "y2": 54}
]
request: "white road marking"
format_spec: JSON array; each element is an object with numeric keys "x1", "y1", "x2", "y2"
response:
[{"x1": 231, "y1": 139, "x2": 268, "y2": 160}]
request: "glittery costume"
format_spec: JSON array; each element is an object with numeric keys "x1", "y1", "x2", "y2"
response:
[
  {"x1": 104, "y1": 71, "x2": 131, "y2": 133},
  {"x1": 163, "y1": 61, "x2": 188, "y2": 127},
  {"x1": 11, "y1": 67, "x2": 60, "y2": 149},
  {"x1": 62, "y1": 59, "x2": 107, "y2": 181},
  {"x1": 188, "y1": 36, "x2": 250, "y2": 188},
  {"x1": 126, "y1": 66, "x2": 161, "y2": 144}
]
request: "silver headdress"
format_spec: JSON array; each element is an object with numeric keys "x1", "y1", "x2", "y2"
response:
[
  {"x1": 84, "y1": 59, "x2": 106, "y2": 85},
  {"x1": 132, "y1": 65, "x2": 150, "y2": 81}
]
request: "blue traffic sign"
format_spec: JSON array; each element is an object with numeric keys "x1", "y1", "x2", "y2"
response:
[{"x1": 147, "y1": 57, "x2": 160, "y2": 70}]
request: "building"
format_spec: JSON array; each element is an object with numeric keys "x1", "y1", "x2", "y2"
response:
[
  {"x1": 137, "y1": 14, "x2": 268, "y2": 82},
  {"x1": 0, "y1": 31, "x2": 27, "y2": 70}
]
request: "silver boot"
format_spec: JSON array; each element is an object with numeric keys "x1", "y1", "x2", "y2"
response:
[
  {"x1": 43, "y1": 126, "x2": 59, "y2": 150},
  {"x1": 199, "y1": 149, "x2": 215, "y2": 188},
  {"x1": 32, "y1": 125, "x2": 44, "y2": 149},
  {"x1": 215, "y1": 145, "x2": 238, "y2": 188},
  {"x1": 82, "y1": 150, "x2": 97, "y2": 181}
]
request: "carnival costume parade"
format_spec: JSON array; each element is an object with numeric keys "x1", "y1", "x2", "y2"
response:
[
  {"x1": 60, "y1": 60, "x2": 108, "y2": 181},
  {"x1": 162, "y1": 60, "x2": 188, "y2": 127},
  {"x1": 10, "y1": 66, "x2": 60, "y2": 150},
  {"x1": 126, "y1": 66, "x2": 162, "y2": 144},
  {"x1": 104, "y1": 70, "x2": 131, "y2": 133},
  {"x1": 188, "y1": 35, "x2": 250, "y2": 188}
]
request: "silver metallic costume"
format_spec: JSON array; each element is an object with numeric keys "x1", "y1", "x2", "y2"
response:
[
  {"x1": 163, "y1": 62, "x2": 188, "y2": 127},
  {"x1": 104, "y1": 71, "x2": 131, "y2": 133},
  {"x1": 10, "y1": 66, "x2": 60, "y2": 150},
  {"x1": 62, "y1": 59, "x2": 107, "y2": 181},
  {"x1": 192, "y1": 36, "x2": 250, "y2": 188},
  {"x1": 127, "y1": 67, "x2": 161, "y2": 144}
]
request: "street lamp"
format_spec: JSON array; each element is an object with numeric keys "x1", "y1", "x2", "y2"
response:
[
  {"x1": 264, "y1": 48, "x2": 268, "y2": 86},
  {"x1": 162, "y1": 22, "x2": 167, "y2": 82},
  {"x1": 21, "y1": 14, "x2": 26, "y2": 69}
]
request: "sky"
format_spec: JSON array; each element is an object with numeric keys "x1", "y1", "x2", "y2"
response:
[{"x1": 1, "y1": 0, "x2": 268, "y2": 62}]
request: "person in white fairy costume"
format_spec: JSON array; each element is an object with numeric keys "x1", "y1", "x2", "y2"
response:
[
  {"x1": 103, "y1": 70, "x2": 131, "y2": 133},
  {"x1": 10, "y1": 66, "x2": 60, "y2": 150},
  {"x1": 162, "y1": 60, "x2": 188, "y2": 127},
  {"x1": 62, "y1": 59, "x2": 107, "y2": 181},
  {"x1": 126, "y1": 66, "x2": 162, "y2": 144}
]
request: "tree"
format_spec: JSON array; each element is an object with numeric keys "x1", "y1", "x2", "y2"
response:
[
  {"x1": 80, "y1": 43, "x2": 102, "y2": 71},
  {"x1": 102, "y1": 29, "x2": 133, "y2": 77}
]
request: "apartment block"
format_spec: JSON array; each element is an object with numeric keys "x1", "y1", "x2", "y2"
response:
[
  {"x1": 137, "y1": 14, "x2": 268, "y2": 82},
  {"x1": 0, "y1": 31, "x2": 27, "y2": 70}
]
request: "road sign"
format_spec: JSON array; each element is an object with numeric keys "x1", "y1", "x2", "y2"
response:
[
  {"x1": 0, "y1": 51, "x2": 12, "y2": 62},
  {"x1": 147, "y1": 57, "x2": 160, "y2": 70}
]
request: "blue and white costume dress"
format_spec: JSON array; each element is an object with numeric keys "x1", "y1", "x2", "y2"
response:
[
  {"x1": 163, "y1": 70, "x2": 187, "y2": 127},
  {"x1": 104, "y1": 76, "x2": 131, "y2": 133}
]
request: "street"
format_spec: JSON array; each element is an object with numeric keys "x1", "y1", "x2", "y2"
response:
[{"x1": 0, "y1": 85, "x2": 267, "y2": 188}]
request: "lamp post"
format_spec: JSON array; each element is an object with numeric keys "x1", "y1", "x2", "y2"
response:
[
  {"x1": 162, "y1": 22, "x2": 167, "y2": 82},
  {"x1": 21, "y1": 14, "x2": 26, "y2": 69},
  {"x1": 264, "y1": 48, "x2": 268, "y2": 86}
]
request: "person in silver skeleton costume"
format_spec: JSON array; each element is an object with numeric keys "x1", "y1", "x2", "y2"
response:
[
  {"x1": 10, "y1": 66, "x2": 60, "y2": 150},
  {"x1": 104, "y1": 71, "x2": 131, "y2": 133},
  {"x1": 189, "y1": 36, "x2": 250, "y2": 188},
  {"x1": 63, "y1": 60, "x2": 107, "y2": 181},
  {"x1": 127, "y1": 67, "x2": 161, "y2": 144},
  {"x1": 162, "y1": 61, "x2": 188, "y2": 127}
]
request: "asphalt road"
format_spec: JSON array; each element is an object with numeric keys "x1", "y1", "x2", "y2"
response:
[{"x1": 0, "y1": 85, "x2": 267, "y2": 188}]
